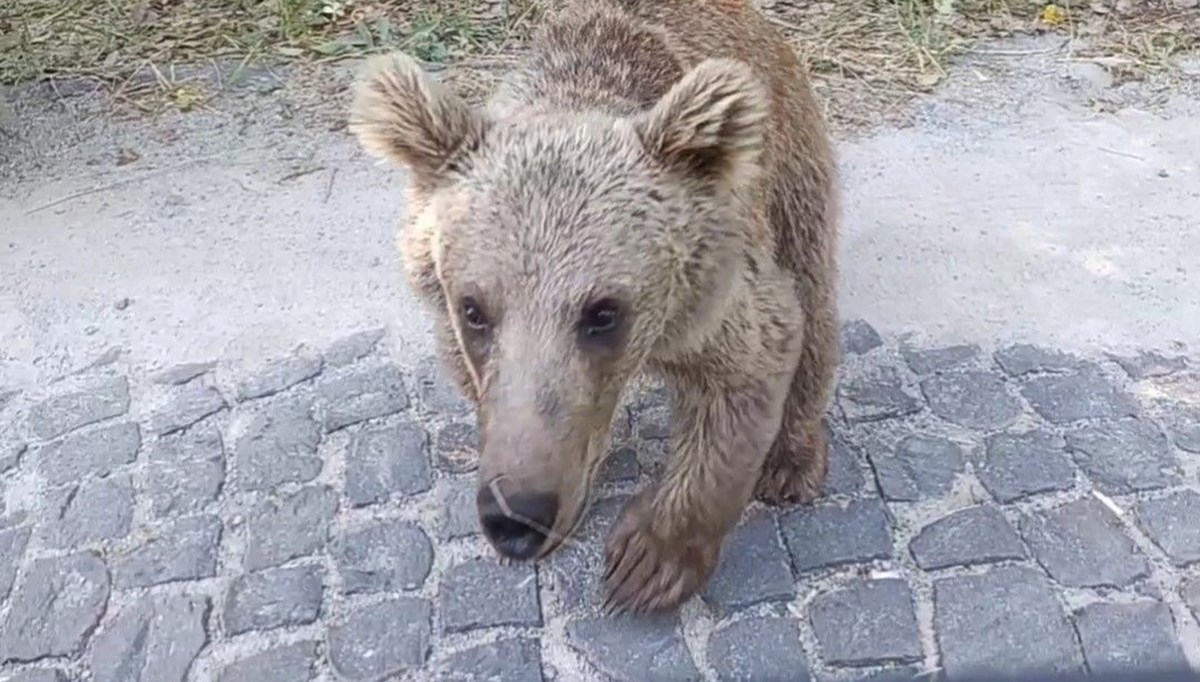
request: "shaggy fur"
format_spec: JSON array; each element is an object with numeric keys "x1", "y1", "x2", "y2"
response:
[{"x1": 348, "y1": 0, "x2": 838, "y2": 614}]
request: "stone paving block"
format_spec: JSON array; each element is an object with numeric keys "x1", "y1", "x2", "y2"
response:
[
  {"x1": 147, "y1": 382, "x2": 226, "y2": 436},
  {"x1": 217, "y1": 641, "x2": 319, "y2": 682},
  {"x1": 91, "y1": 593, "x2": 209, "y2": 682},
  {"x1": 0, "y1": 552, "x2": 110, "y2": 662},
  {"x1": 934, "y1": 565, "x2": 1083, "y2": 678},
  {"x1": 153, "y1": 360, "x2": 215, "y2": 385},
  {"x1": 542, "y1": 496, "x2": 625, "y2": 612},
  {"x1": 112, "y1": 514, "x2": 222, "y2": 588},
  {"x1": 439, "y1": 558, "x2": 541, "y2": 633},
  {"x1": 825, "y1": 429, "x2": 864, "y2": 496},
  {"x1": 1065, "y1": 420, "x2": 1180, "y2": 494},
  {"x1": 703, "y1": 512, "x2": 794, "y2": 609},
  {"x1": 901, "y1": 343, "x2": 979, "y2": 374},
  {"x1": 435, "y1": 421, "x2": 480, "y2": 473},
  {"x1": 346, "y1": 422, "x2": 430, "y2": 507},
  {"x1": 41, "y1": 475, "x2": 134, "y2": 548},
  {"x1": 324, "y1": 328, "x2": 386, "y2": 368},
  {"x1": 3, "y1": 670, "x2": 69, "y2": 682},
  {"x1": 978, "y1": 430, "x2": 1075, "y2": 503},
  {"x1": 234, "y1": 348, "x2": 322, "y2": 400},
  {"x1": 34, "y1": 421, "x2": 139, "y2": 485},
  {"x1": 0, "y1": 440, "x2": 23, "y2": 474},
  {"x1": 415, "y1": 356, "x2": 472, "y2": 417},
  {"x1": 1110, "y1": 351, "x2": 1187, "y2": 379},
  {"x1": 440, "y1": 638, "x2": 544, "y2": 682},
  {"x1": 781, "y1": 498, "x2": 893, "y2": 573},
  {"x1": 0, "y1": 524, "x2": 30, "y2": 601},
  {"x1": 842, "y1": 319, "x2": 883, "y2": 356},
  {"x1": 994, "y1": 344, "x2": 1083, "y2": 376},
  {"x1": 837, "y1": 366, "x2": 922, "y2": 423},
  {"x1": 1158, "y1": 401, "x2": 1200, "y2": 454},
  {"x1": 869, "y1": 434, "x2": 964, "y2": 502},
  {"x1": 336, "y1": 519, "x2": 432, "y2": 594},
  {"x1": 244, "y1": 485, "x2": 337, "y2": 570},
  {"x1": 630, "y1": 386, "x2": 671, "y2": 441},
  {"x1": 1184, "y1": 576, "x2": 1200, "y2": 619},
  {"x1": 224, "y1": 565, "x2": 324, "y2": 635},
  {"x1": 440, "y1": 477, "x2": 479, "y2": 539},
  {"x1": 810, "y1": 578, "x2": 921, "y2": 666},
  {"x1": 145, "y1": 420, "x2": 225, "y2": 517},
  {"x1": 921, "y1": 370, "x2": 1021, "y2": 430},
  {"x1": 1021, "y1": 367, "x2": 1137, "y2": 424},
  {"x1": 708, "y1": 617, "x2": 811, "y2": 682},
  {"x1": 316, "y1": 362, "x2": 410, "y2": 431},
  {"x1": 25, "y1": 375, "x2": 130, "y2": 440},
  {"x1": 566, "y1": 615, "x2": 699, "y2": 681},
  {"x1": 1135, "y1": 489, "x2": 1200, "y2": 566},
  {"x1": 909, "y1": 505, "x2": 1025, "y2": 570},
  {"x1": 603, "y1": 445, "x2": 641, "y2": 482},
  {"x1": 1019, "y1": 497, "x2": 1149, "y2": 588},
  {"x1": 227, "y1": 399, "x2": 322, "y2": 491},
  {"x1": 327, "y1": 597, "x2": 432, "y2": 681},
  {"x1": 1074, "y1": 602, "x2": 1189, "y2": 674}
]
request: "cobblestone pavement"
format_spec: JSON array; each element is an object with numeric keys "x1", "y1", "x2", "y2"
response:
[{"x1": 1, "y1": 321, "x2": 1198, "y2": 681}]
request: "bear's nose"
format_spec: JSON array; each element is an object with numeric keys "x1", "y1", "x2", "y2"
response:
[{"x1": 477, "y1": 485, "x2": 559, "y2": 560}]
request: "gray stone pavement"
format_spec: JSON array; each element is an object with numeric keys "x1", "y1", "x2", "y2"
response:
[{"x1": 1, "y1": 321, "x2": 1199, "y2": 681}]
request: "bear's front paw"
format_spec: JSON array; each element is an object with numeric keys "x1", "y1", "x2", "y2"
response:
[{"x1": 602, "y1": 491, "x2": 720, "y2": 615}]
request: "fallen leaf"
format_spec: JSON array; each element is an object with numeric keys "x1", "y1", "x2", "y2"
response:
[{"x1": 1040, "y1": 4, "x2": 1068, "y2": 26}]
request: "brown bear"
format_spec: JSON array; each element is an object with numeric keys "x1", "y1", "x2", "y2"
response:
[{"x1": 348, "y1": 0, "x2": 838, "y2": 614}]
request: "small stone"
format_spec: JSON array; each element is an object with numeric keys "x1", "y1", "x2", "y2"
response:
[
  {"x1": 441, "y1": 638, "x2": 544, "y2": 682},
  {"x1": 224, "y1": 565, "x2": 324, "y2": 635},
  {"x1": 1074, "y1": 602, "x2": 1188, "y2": 674},
  {"x1": 346, "y1": 423, "x2": 431, "y2": 507},
  {"x1": 934, "y1": 566, "x2": 1083, "y2": 678},
  {"x1": 708, "y1": 617, "x2": 811, "y2": 682},
  {"x1": 153, "y1": 360, "x2": 215, "y2": 385},
  {"x1": 841, "y1": 319, "x2": 884, "y2": 356},
  {"x1": 227, "y1": 399, "x2": 322, "y2": 491},
  {"x1": 909, "y1": 506, "x2": 1025, "y2": 569},
  {"x1": 316, "y1": 362, "x2": 410, "y2": 431},
  {"x1": 1021, "y1": 367, "x2": 1137, "y2": 424},
  {"x1": 0, "y1": 552, "x2": 110, "y2": 662},
  {"x1": 1019, "y1": 498, "x2": 1148, "y2": 588},
  {"x1": 810, "y1": 578, "x2": 921, "y2": 666},
  {"x1": 1065, "y1": 419, "x2": 1180, "y2": 493},
  {"x1": 902, "y1": 344, "x2": 979, "y2": 374},
  {"x1": 869, "y1": 434, "x2": 964, "y2": 502},
  {"x1": 603, "y1": 446, "x2": 641, "y2": 482},
  {"x1": 566, "y1": 616, "x2": 699, "y2": 681},
  {"x1": 245, "y1": 485, "x2": 337, "y2": 570},
  {"x1": 336, "y1": 519, "x2": 432, "y2": 594},
  {"x1": 26, "y1": 376, "x2": 130, "y2": 440},
  {"x1": 838, "y1": 365, "x2": 922, "y2": 423},
  {"x1": 978, "y1": 430, "x2": 1075, "y2": 503},
  {"x1": 145, "y1": 421, "x2": 226, "y2": 517},
  {"x1": 1110, "y1": 351, "x2": 1187, "y2": 379},
  {"x1": 0, "y1": 524, "x2": 31, "y2": 600},
  {"x1": 703, "y1": 512, "x2": 794, "y2": 609},
  {"x1": 780, "y1": 498, "x2": 893, "y2": 573},
  {"x1": 440, "y1": 477, "x2": 479, "y2": 539},
  {"x1": 1065, "y1": 61, "x2": 1114, "y2": 92},
  {"x1": 0, "y1": 440, "x2": 23, "y2": 474},
  {"x1": 435, "y1": 421, "x2": 479, "y2": 473},
  {"x1": 147, "y1": 382, "x2": 227, "y2": 436},
  {"x1": 439, "y1": 559, "x2": 541, "y2": 633},
  {"x1": 91, "y1": 593, "x2": 209, "y2": 682},
  {"x1": 42, "y1": 475, "x2": 134, "y2": 548},
  {"x1": 235, "y1": 348, "x2": 323, "y2": 400},
  {"x1": 327, "y1": 598, "x2": 432, "y2": 680},
  {"x1": 415, "y1": 356, "x2": 471, "y2": 417},
  {"x1": 217, "y1": 642, "x2": 319, "y2": 682},
  {"x1": 921, "y1": 371, "x2": 1021, "y2": 430},
  {"x1": 35, "y1": 421, "x2": 140, "y2": 486},
  {"x1": 542, "y1": 496, "x2": 625, "y2": 612},
  {"x1": 1184, "y1": 576, "x2": 1200, "y2": 619},
  {"x1": 1135, "y1": 489, "x2": 1200, "y2": 566},
  {"x1": 1158, "y1": 401, "x2": 1200, "y2": 453},
  {"x1": 994, "y1": 344, "x2": 1082, "y2": 376},
  {"x1": 112, "y1": 514, "x2": 221, "y2": 588},
  {"x1": 324, "y1": 328, "x2": 386, "y2": 368}
]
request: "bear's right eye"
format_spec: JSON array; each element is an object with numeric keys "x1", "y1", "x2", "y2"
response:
[{"x1": 461, "y1": 297, "x2": 489, "y2": 331}]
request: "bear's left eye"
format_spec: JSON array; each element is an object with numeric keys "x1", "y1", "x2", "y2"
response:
[{"x1": 579, "y1": 299, "x2": 622, "y2": 339}]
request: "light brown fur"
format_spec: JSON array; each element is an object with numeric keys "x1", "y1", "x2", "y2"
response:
[{"x1": 348, "y1": 0, "x2": 838, "y2": 614}]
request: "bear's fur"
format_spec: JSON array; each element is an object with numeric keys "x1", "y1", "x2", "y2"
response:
[{"x1": 348, "y1": 0, "x2": 838, "y2": 614}]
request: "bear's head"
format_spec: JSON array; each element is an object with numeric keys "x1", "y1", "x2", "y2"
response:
[{"x1": 349, "y1": 52, "x2": 767, "y2": 561}]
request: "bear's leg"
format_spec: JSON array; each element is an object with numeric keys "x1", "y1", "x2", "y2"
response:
[{"x1": 603, "y1": 363, "x2": 794, "y2": 614}]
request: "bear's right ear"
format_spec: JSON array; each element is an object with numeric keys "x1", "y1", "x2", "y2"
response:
[{"x1": 348, "y1": 52, "x2": 486, "y2": 180}]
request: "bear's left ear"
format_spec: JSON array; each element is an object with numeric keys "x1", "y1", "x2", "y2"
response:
[
  {"x1": 348, "y1": 52, "x2": 488, "y2": 182},
  {"x1": 634, "y1": 58, "x2": 768, "y2": 183}
]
